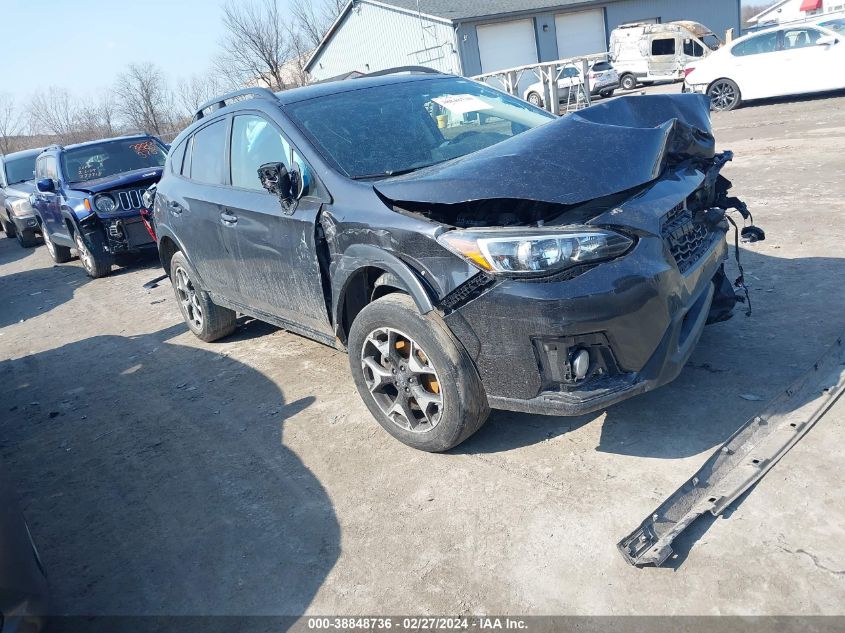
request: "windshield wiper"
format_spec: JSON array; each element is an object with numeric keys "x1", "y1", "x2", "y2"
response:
[{"x1": 352, "y1": 162, "x2": 441, "y2": 180}]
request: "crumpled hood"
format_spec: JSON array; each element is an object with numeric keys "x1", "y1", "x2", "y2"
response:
[
  {"x1": 71, "y1": 167, "x2": 163, "y2": 194},
  {"x1": 374, "y1": 94, "x2": 714, "y2": 207}
]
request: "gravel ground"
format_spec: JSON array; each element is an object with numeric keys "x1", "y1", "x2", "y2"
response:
[{"x1": 1, "y1": 89, "x2": 844, "y2": 619}]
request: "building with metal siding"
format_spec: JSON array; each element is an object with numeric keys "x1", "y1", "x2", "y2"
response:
[
  {"x1": 306, "y1": 2, "x2": 461, "y2": 81},
  {"x1": 305, "y1": 0, "x2": 741, "y2": 81}
]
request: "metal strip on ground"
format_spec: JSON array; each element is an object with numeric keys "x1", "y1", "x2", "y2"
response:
[{"x1": 618, "y1": 336, "x2": 845, "y2": 567}]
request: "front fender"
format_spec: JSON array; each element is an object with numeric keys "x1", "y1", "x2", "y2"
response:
[{"x1": 331, "y1": 243, "x2": 436, "y2": 330}]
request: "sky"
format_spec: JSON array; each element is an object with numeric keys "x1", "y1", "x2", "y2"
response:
[
  {"x1": 2, "y1": 0, "x2": 292, "y2": 100},
  {"x1": 3, "y1": 0, "x2": 765, "y2": 101}
]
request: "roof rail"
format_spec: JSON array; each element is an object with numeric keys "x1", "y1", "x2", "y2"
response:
[
  {"x1": 361, "y1": 66, "x2": 446, "y2": 78},
  {"x1": 193, "y1": 87, "x2": 279, "y2": 122},
  {"x1": 44, "y1": 144, "x2": 64, "y2": 152}
]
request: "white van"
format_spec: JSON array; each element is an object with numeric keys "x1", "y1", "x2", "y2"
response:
[{"x1": 610, "y1": 21, "x2": 721, "y2": 90}]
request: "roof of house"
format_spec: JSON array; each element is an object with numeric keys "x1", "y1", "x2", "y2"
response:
[
  {"x1": 377, "y1": 0, "x2": 603, "y2": 22},
  {"x1": 747, "y1": 0, "x2": 791, "y2": 24}
]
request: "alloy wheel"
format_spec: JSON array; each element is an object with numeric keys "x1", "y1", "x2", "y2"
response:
[
  {"x1": 528, "y1": 93, "x2": 542, "y2": 107},
  {"x1": 360, "y1": 327, "x2": 443, "y2": 433},
  {"x1": 74, "y1": 232, "x2": 94, "y2": 274},
  {"x1": 174, "y1": 265, "x2": 204, "y2": 329},
  {"x1": 709, "y1": 81, "x2": 738, "y2": 111}
]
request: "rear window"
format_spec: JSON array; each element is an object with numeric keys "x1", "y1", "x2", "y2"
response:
[
  {"x1": 591, "y1": 61, "x2": 613, "y2": 71},
  {"x1": 651, "y1": 38, "x2": 676, "y2": 55}
]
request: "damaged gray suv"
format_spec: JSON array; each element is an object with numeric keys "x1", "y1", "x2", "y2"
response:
[{"x1": 153, "y1": 69, "x2": 756, "y2": 452}]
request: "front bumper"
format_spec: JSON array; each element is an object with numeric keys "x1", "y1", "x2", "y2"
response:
[
  {"x1": 85, "y1": 213, "x2": 156, "y2": 255},
  {"x1": 443, "y1": 207, "x2": 729, "y2": 416},
  {"x1": 10, "y1": 213, "x2": 39, "y2": 233}
]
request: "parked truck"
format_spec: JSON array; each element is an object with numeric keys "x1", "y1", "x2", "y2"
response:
[{"x1": 610, "y1": 21, "x2": 721, "y2": 90}]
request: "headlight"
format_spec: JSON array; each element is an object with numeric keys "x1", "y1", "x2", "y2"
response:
[
  {"x1": 94, "y1": 194, "x2": 116, "y2": 213},
  {"x1": 9, "y1": 197, "x2": 34, "y2": 218},
  {"x1": 437, "y1": 227, "x2": 634, "y2": 276},
  {"x1": 141, "y1": 188, "x2": 155, "y2": 209}
]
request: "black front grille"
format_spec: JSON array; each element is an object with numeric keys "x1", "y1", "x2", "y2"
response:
[{"x1": 662, "y1": 203, "x2": 713, "y2": 274}]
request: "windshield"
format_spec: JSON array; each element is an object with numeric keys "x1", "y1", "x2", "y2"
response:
[
  {"x1": 286, "y1": 77, "x2": 555, "y2": 179},
  {"x1": 61, "y1": 138, "x2": 167, "y2": 183},
  {"x1": 819, "y1": 18, "x2": 845, "y2": 34},
  {"x1": 4, "y1": 155, "x2": 37, "y2": 185}
]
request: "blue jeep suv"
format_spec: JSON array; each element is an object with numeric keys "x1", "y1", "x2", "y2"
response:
[{"x1": 32, "y1": 134, "x2": 167, "y2": 277}]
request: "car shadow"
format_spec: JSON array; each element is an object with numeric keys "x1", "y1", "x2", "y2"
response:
[
  {"x1": 0, "y1": 233, "x2": 41, "y2": 266},
  {"x1": 732, "y1": 87, "x2": 845, "y2": 111},
  {"x1": 0, "y1": 322, "x2": 340, "y2": 621}
]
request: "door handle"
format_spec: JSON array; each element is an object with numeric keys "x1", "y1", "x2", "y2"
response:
[
  {"x1": 169, "y1": 201, "x2": 184, "y2": 215},
  {"x1": 220, "y1": 210, "x2": 238, "y2": 225}
]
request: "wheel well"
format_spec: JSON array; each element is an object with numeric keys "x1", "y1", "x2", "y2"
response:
[
  {"x1": 337, "y1": 267, "x2": 408, "y2": 344},
  {"x1": 158, "y1": 236, "x2": 179, "y2": 276},
  {"x1": 708, "y1": 77, "x2": 739, "y2": 93}
]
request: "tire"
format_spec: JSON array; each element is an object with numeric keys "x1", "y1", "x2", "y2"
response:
[
  {"x1": 74, "y1": 229, "x2": 111, "y2": 278},
  {"x1": 708, "y1": 78, "x2": 742, "y2": 112},
  {"x1": 42, "y1": 225, "x2": 73, "y2": 264},
  {"x1": 526, "y1": 92, "x2": 544, "y2": 108},
  {"x1": 620, "y1": 74, "x2": 637, "y2": 91},
  {"x1": 348, "y1": 293, "x2": 490, "y2": 452},
  {"x1": 1, "y1": 215, "x2": 16, "y2": 238},
  {"x1": 599, "y1": 89, "x2": 615, "y2": 98},
  {"x1": 169, "y1": 251, "x2": 236, "y2": 342},
  {"x1": 16, "y1": 227, "x2": 39, "y2": 248}
]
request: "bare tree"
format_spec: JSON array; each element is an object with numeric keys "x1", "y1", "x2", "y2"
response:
[
  {"x1": 742, "y1": 2, "x2": 778, "y2": 25},
  {"x1": 290, "y1": 0, "x2": 345, "y2": 49},
  {"x1": 177, "y1": 71, "x2": 232, "y2": 119},
  {"x1": 216, "y1": 0, "x2": 295, "y2": 91},
  {"x1": 114, "y1": 63, "x2": 177, "y2": 136},
  {"x1": 76, "y1": 96, "x2": 119, "y2": 140},
  {"x1": 0, "y1": 93, "x2": 22, "y2": 154},
  {"x1": 27, "y1": 88, "x2": 82, "y2": 144}
]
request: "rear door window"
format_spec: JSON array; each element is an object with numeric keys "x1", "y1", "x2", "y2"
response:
[
  {"x1": 651, "y1": 38, "x2": 676, "y2": 55},
  {"x1": 189, "y1": 120, "x2": 227, "y2": 185},
  {"x1": 169, "y1": 138, "x2": 187, "y2": 175},
  {"x1": 732, "y1": 32, "x2": 779, "y2": 56}
]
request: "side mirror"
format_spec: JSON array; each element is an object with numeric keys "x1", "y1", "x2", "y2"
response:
[
  {"x1": 36, "y1": 178, "x2": 55, "y2": 193},
  {"x1": 817, "y1": 35, "x2": 838, "y2": 46},
  {"x1": 257, "y1": 162, "x2": 303, "y2": 213}
]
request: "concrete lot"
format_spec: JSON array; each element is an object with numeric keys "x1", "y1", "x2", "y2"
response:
[{"x1": 1, "y1": 89, "x2": 844, "y2": 617}]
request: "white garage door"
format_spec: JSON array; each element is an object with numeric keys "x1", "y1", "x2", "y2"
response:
[
  {"x1": 555, "y1": 9, "x2": 607, "y2": 58},
  {"x1": 477, "y1": 19, "x2": 538, "y2": 73}
]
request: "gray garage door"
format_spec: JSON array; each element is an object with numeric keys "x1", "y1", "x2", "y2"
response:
[
  {"x1": 477, "y1": 19, "x2": 539, "y2": 73},
  {"x1": 555, "y1": 9, "x2": 607, "y2": 58}
]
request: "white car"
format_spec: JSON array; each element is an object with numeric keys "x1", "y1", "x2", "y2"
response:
[
  {"x1": 684, "y1": 23, "x2": 845, "y2": 111},
  {"x1": 523, "y1": 62, "x2": 620, "y2": 108}
]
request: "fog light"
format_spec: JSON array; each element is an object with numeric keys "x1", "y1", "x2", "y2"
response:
[{"x1": 571, "y1": 349, "x2": 590, "y2": 380}]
